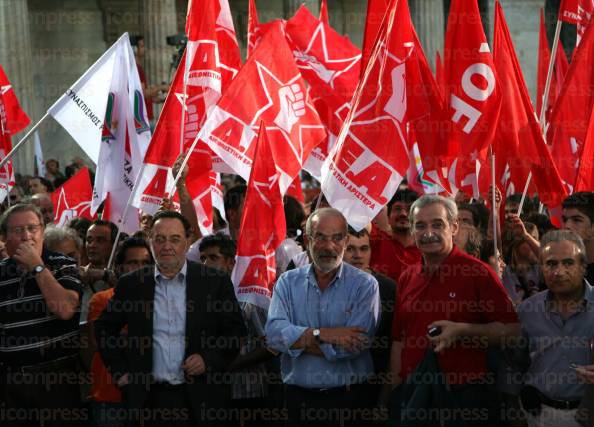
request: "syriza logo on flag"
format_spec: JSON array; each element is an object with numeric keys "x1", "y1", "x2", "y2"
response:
[{"x1": 197, "y1": 21, "x2": 326, "y2": 194}]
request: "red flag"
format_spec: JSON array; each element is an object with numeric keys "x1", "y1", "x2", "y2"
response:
[
  {"x1": 0, "y1": 65, "x2": 30, "y2": 203},
  {"x1": 319, "y1": 0, "x2": 329, "y2": 25},
  {"x1": 444, "y1": 0, "x2": 502, "y2": 159},
  {"x1": 134, "y1": 0, "x2": 239, "y2": 234},
  {"x1": 286, "y1": 174, "x2": 304, "y2": 204},
  {"x1": 435, "y1": 50, "x2": 445, "y2": 97},
  {"x1": 574, "y1": 106, "x2": 594, "y2": 191},
  {"x1": 537, "y1": 8, "x2": 569, "y2": 120},
  {"x1": 321, "y1": 0, "x2": 429, "y2": 230},
  {"x1": 285, "y1": 5, "x2": 361, "y2": 179},
  {"x1": 247, "y1": 0, "x2": 260, "y2": 58},
  {"x1": 231, "y1": 123, "x2": 285, "y2": 310},
  {"x1": 548, "y1": 15, "x2": 594, "y2": 194},
  {"x1": 51, "y1": 167, "x2": 96, "y2": 227},
  {"x1": 558, "y1": 0, "x2": 593, "y2": 44},
  {"x1": 361, "y1": 0, "x2": 388, "y2": 76},
  {"x1": 199, "y1": 21, "x2": 326, "y2": 194},
  {"x1": 493, "y1": 1, "x2": 567, "y2": 207},
  {"x1": 0, "y1": 65, "x2": 30, "y2": 134}
]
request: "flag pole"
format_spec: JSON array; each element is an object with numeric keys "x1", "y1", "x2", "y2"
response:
[
  {"x1": 0, "y1": 113, "x2": 49, "y2": 170},
  {"x1": 516, "y1": 19, "x2": 562, "y2": 216},
  {"x1": 106, "y1": 162, "x2": 147, "y2": 269},
  {"x1": 490, "y1": 148, "x2": 500, "y2": 276},
  {"x1": 539, "y1": 19, "x2": 562, "y2": 127}
]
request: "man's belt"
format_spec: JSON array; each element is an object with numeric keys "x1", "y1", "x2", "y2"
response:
[{"x1": 538, "y1": 393, "x2": 580, "y2": 410}]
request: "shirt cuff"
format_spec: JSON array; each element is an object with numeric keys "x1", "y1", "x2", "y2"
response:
[
  {"x1": 319, "y1": 343, "x2": 338, "y2": 361},
  {"x1": 283, "y1": 325, "x2": 308, "y2": 358}
]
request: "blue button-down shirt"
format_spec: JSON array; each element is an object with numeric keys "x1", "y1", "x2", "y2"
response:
[
  {"x1": 152, "y1": 263, "x2": 187, "y2": 384},
  {"x1": 517, "y1": 281, "x2": 594, "y2": 400},
  {"x1": 265, "y1": 262, "x2": 380, "y2": 388}
]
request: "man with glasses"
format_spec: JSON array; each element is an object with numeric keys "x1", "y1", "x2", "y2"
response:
[
  {"x1": 0, "y1": 203, "x2": 83, "y2": 426},
  {"x1": 266, "y1": 208, "x2": 380, "y2": 427}
]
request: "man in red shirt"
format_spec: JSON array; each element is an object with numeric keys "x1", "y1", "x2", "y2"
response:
[
  {"x1": 370, "y1": 189, "x2": 422, "y2": 283},
  {"x1": 390, "y1": 195, "x2": 519, "y2": 426}
]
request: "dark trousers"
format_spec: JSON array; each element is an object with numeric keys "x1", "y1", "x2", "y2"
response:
[
  {"x1": 285, "y1": 383, "x2": 375, "y2": 427},
  {"x1": 1, "y1": 366, "x2": 85, "y2": 427},
  {"x1": 140, "y1": 383, "x2": 193, "y2": 427}
]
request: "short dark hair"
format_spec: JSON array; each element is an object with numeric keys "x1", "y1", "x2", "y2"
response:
[
  {"x1": 562, "y1": 192, "x2": 594, "y2": 224},
  {"x1": 505, "y1": 194, "x2": 535, "y2": 214},
  {"x1": 224, "y1": 185, "x2": 247, "y2": 215},
  {"x1": 347, "y1": 226, "x2": 369, "y2": 239},
  {"x1": 67, "y1": 217, "x2": 92, "y2": 238},
  {"x1": 457, "y1": 203, "x2": 479, "y2": 227},
  {"x1": 198, "y1": 233, "x2": 236, "y2": 260},
  {"x1": 0, "y1": 203, "x2": 44, "y2": 235},
  {"x1": 89, "y1": 220, "x2": 119, "y2": 244},
  {"x1": 114, "y1": 236, "x2": 153, "y2": 267},
  {"x1": 151, "y1": 210, "x2": 192, "y2": 237},
  {"x1": 31, "y1": 176, "x2": 54, "y2": 193},
  {"x1": 387, "y1": 189, "x2": 419, "y2": 214}
]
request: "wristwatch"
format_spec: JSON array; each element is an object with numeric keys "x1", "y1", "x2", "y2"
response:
[
  {"x1": 312, "y1": 328, "x2": 321, "y2": 343},
  {"x1": 31, "y1": 264, "x2": 45, "y2": 275}
]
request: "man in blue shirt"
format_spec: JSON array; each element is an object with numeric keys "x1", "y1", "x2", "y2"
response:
[
  {"x1": 95, "y1": 210, "x2": 245, "y2": 427},
  {"x1": 266, "y1": 208, "x2": 380, "y2": 427}
]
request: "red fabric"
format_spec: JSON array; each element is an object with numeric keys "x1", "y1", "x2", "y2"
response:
[
  {"x1": 88, "y1": 288, "x2": 122, "y2": 403},
  {"x1": 558, "y1": 0, "x2": 593, "y2": 44},
  {"x1": 286, "y1": 174, "x2": 304, "y2": 204},
  {"x1": 233, "y1": 123, "x2": 285, "y2": 305},
  {"x1": 51, "y1": 167, "x2": 96, "y2": 226},
  {"x1": 537, "y1": 8, "x2": 569, "y2": 121},
  {"x1": 319, "y1": 0, "x2": 329, "y2": 25},
  {"x1": 392, "y1": 246, "x2": 518, "y2": 384},
  {"x1": 0, "y1": 65, "x2": 30, "y2": 134},
  {"x1": 361, "y1": 0, "x2": 388, "y2": 76},
  {"x1": 574, "y1": 105, "x2": 594, "y2": 191},
  {"x1": 548, "y1": 15, "x2": 594, "y2": 194},
  {"x1": 435, "y1": 50, "x2": 444, "y2": 98},
  {"x1": 443, "y1": 0, "x2": 502, "y2": 161},
  {"x1": 136, "y1": 64, "x2": 153, "y2": 121},
  {"x1": 369, "y1": 226, "x2": 421, "y2": 283},
  {"x1": 492, "y1": 1, "x2": 567, "y2": 207}
]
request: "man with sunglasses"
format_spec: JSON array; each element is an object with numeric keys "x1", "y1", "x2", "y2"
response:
[
  {"x1": 0, "y1": 203, "x2": 83, "y2": 426},
  {"x1": 266, "y1": 208, "x2": 381, "y2": 427}
]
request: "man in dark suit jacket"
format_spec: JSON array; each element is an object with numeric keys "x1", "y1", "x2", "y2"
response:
[{"x1": 95, "y1": 210, "x2": 246, "y2": 427}]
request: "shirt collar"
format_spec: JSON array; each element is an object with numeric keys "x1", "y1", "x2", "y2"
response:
[
  {"x1": 544, "y1": 279, "x2": 594, "y2": 308},
  {"x1": 307, "y1": 262, "x2": 344, "y2": 290},
  {"x1": 154, "y1": 261, "x2": 187, "y2": 283}
]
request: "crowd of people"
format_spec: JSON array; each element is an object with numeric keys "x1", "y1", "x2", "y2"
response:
[{"x1": 1, "y1": 156, "x2": 594, "y2": 427}]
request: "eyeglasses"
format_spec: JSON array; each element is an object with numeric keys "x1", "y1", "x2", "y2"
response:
[
  {"x1": 8, "y1": 224, "x2": 43, "y2": 236},
  {"x1": 309, "y1": 233, "x2": 346, "y2": 243}
]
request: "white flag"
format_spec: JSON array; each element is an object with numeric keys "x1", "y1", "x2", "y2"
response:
[
  {"x1": 92, "y1": 37, "x2": 151, "y2": 233},
  {"x1": 48, "y1": 34, "x2": 128, "y2": 164},
  {"x1": 49, "y1": 33, "x2": 150, "y2": 233},
  {"x1": 33, "y1": 131, "x2": 45, "y2": 177}
]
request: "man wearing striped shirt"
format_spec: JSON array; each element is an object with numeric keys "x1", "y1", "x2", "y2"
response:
[{"x1": 0, "y1": 203, "x2": 83, "y2": 426}]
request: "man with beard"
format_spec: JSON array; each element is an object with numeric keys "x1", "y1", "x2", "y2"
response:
[
  {"x1": 266, "y1": 208, "x2": 381, "y2": 427},
  {"x1": 369, "y1": 189, "x2": 422, "y2": 283}
]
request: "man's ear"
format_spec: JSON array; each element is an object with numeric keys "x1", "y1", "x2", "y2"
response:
[{"x1": 451, "y1": 220, "x2": 459, "y2": 237}]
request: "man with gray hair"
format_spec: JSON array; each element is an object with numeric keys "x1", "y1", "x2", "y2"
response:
[
  {"x1": 390, "y1": 195, "x2": 519, "y2": 426},
  {"x1": 515, "y1": 229, "x2": 594, "y2": 426},
  {"x1": 266, "y1": 207, "x2": 381, "y2": 426},
  {"x1": 44, "y1": 226, "x2": 83, "y2": 266}
]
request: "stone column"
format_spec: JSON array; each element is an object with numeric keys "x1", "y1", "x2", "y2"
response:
[
  {"x1": 341, "y1": 0, "x2": 367, "y2": 48},
  {"x1": 410, "y1": 0, "x2": 445, "y2": 71},
  {"x1": 141, "y1": 0, "x2": 177, "y2": 88},
  {"x1": 0, "y1": 0, "x2": 36, "y2": 174},
  {"x1": 284, "y1": 0, "x2": 320, "y2": 17}
]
